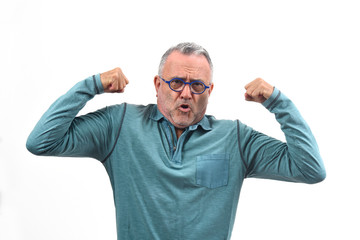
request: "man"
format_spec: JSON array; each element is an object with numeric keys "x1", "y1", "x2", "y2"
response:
[{"x1": 27, "y1": 42, "x2": 326, "y2": 239}]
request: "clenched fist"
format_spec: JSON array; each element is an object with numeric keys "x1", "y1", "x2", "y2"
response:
[
  {"x1": 244, "y1": 78, "x2": 274, "y2": 103},
  {"x1": 100, "y1": 67, "x2": 129, "y2": 93}
]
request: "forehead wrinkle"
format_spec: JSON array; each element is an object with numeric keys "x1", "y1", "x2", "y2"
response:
[
  {"x1": 183, "y1": 66, "x2": 201, "y2": 74},
  {"x1": 175, "y1": 66, "x2": 205, "y2": 79}
]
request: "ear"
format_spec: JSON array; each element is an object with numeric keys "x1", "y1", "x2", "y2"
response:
[
  {"x1": 207, "y1": 83, "x2": 214, "y2": 97},
  {"x1": 154, "y1": 75, "x2": 160, "y2": 97}
]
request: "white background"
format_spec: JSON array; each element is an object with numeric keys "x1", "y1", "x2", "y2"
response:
[{"x1": 1, "y1": 0, "x2": 359, "y2": 239}]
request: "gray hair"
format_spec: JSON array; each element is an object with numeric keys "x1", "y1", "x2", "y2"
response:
[{"x1": 158, "y1": 42, "x2": 213, "y2": 78}]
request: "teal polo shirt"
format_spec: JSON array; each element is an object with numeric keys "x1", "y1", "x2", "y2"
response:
[{"x1": 27, "y1": 74, "x2": 326, "y2": 239}]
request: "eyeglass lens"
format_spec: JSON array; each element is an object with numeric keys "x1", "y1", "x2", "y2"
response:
[{"x1": 170, "y1": 79, "x2": 205, "y2": 93}]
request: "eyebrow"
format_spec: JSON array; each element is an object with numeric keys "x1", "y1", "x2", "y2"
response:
[{"x1": 171, "y1": 76, "x2": 204, "y2": 82}]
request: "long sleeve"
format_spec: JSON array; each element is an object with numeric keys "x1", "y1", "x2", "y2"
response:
[
  {"x1": 239, "y1": 87, "x2": 326, "y2": 184},
  {"x1": 26, "y1": 74, "x2": 116, "y2": 161}
]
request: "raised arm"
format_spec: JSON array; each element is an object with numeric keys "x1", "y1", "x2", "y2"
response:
[
  {"x1": 239, "y1": 78, "x2": 326, "y2": 184},
  {"x1": 26, "y1": 68, "x2": 129, "y2": 160}
]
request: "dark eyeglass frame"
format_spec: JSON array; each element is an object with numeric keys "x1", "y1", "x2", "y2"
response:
[{"x1": 159, "y1": 76, "x2": 211, "y2": 95}]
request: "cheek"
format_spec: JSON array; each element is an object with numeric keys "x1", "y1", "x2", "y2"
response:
[
  {"x1": 157, "y1": 89, "x2": 176, "y2": 110},
  {"x1": 195, "y1": 95, "x2": 209, "y2": 109}
]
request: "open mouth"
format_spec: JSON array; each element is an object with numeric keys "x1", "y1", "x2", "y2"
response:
[{"x1": 179, "y1": 104, "x2": 191, "y2": 112}]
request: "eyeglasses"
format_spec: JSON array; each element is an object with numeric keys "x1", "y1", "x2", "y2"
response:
[{"x1": 159, "y1": 76, "x2": 211, "y2": 95}]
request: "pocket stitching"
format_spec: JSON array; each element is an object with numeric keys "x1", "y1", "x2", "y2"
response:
[{"x1": 196, "y1": 154, "x2": 229, "y2": 189}]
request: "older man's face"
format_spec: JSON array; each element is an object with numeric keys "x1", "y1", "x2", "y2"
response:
[{"x1": 154, "y1": 51, "x2": 213, "y2": 129}]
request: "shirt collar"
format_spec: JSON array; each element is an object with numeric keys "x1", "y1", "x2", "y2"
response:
[{"x1": 150, "y1": 104, "x2": 212, "y2": 131}]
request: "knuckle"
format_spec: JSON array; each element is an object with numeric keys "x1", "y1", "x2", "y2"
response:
[{"x1": 113, "y1": 67, "x2": 122, "y2": 77}]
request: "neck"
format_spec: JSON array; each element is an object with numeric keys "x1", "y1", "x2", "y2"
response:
[{"x1": 175, "y1": 128, "x2": 184, "y2": 139}]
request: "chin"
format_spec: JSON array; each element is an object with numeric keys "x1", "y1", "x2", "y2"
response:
[
  {"x1": 175, "y1": 118, "x2": 199, "y2": 128},
  {"x1": 173, "y1": 122, "x2": 191, "y2": 129},
  {"x1": 172, "y1": 118, "x2": 192, "y2": 128},
  {"x1": 171, "y1": 112, "x2": 200, "y2": 128}
]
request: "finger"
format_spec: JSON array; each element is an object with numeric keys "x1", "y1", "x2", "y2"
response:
[
  {"x1": 119, "y1": 79, "x2": 127, "y2": 90},
  {"x1": 245, "y1": 85, "x2": 255, "y2": 98},
  {"x1": 244, "y1": 92, "x2": 254, "y2": 101},
  {"x1": 245, "y1": 85, "x2": 265, "y2": 102},
  {"x1": 247, "y1": 90, "x2": 266, "y2": 103},
  {"x1": 245, "y1": 90, "x2": 260, "y2": 102},
  {"x1": 244, "y1": 78, "x2": 258, "y2": 90},
  {"x1": 244, "y1": 82, "x2": 251, "y2": 90},
  {"x1": 251, "y1": 87, "x2": 262, "y2": 98},
  {"x1": 118, "y1": 72, "x2": 129, "y2": 89},
  {"x1": 111, "y1": 79, "x2": 122, "y2": 92}
]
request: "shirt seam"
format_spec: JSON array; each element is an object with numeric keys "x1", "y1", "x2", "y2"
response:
[
  {"x1": 237, "y1": 120, "x2": 249, "y2": 175},
  {"x1": 266, "y1": 90, "x2": 281, "y2": 110},
  {"x1": 92, "y1": 75, "x2": 100, "y2": 94},
  {"x1": 101, "y1": 103, "x2": 127, "y2": 163}
]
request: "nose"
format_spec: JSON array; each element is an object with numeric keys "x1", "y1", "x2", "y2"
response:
[{"x1": 180, "y1": 84, "x2": 192, "y2": 99}]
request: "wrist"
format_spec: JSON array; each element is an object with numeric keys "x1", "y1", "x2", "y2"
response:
[
  {"x1": 262, "y1": 87, "x2": 280, "y2": 109},
  {"x1": 93, "y1": 74, "x2": 105, "y2": 94}
]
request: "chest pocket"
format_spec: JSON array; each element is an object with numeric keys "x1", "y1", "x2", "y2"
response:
[{"x1": 196, "y1": 154, "x2": 230, "y2": 189}]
